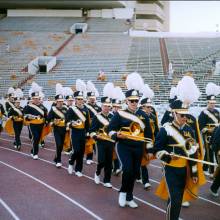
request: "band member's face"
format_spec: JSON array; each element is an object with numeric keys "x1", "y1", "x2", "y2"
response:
[
  {"x1": 208, "y1": 102, "x2": 215, "y2": 110},
  {"x1": 175, "y1": 113, "x2": 187, "y2": 126},
  {"x1": 88, "y1": 97, "x2": 96, "y2": 105},
  {"x1": 67, "y1": 100, "x2": 74, "y2": 106},
  {"x1": 15, "y1": 101, "x2": 20, "y2": 107},
  {"x1": 143, "y1": 105, "x2": 151, "y2": 114},
  {"x1": 102, "y1": 104, "x2": 111, "y2": 114},
  {"x1": 75, "y1": 98, "x2": 84, "y2": 107},
  {"x1": 32, "y1": 97, "x2": 40, "y2": 105},
  {"x1": 9, "y1": 96, "x2": 14, "y2": 102},
  {"x1": 112, "y1": 106, "x2": 121, "y2": 112},
  {"x1": 56, "y1": 100, "x2": 63, "y2": 108},
  {"x1": 127, "y1": 99, "x2": 139, "y2": 111}
]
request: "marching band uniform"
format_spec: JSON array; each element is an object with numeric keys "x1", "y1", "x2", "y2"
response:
[
  {"x1": 199, "y1": 95, "x2": 220, "y2": 176},
  {"x1": 90, "y1": 97, "x2": 114, "y2": 188},
  {"x1": 111, "y1": 99, "x2": 123, "y2": 175},
  {"x1": 210, "y1": 125, "x2": 220, "y2": 197},
  {"x1": 8, "y1": 97, "x2": 23, "y2": 150},
  {"x1": 108, "y1": 88, "x2": 153, "y2": 208},
  {"x1": 138, "y1": 97, "x2": 159, "y2": 189},
  {"x1": 84, "y1": 91, "x2": 101, "y2": 164},
  {"x1": 0, "y1": 103, "x2": 6, "y2": 133},
  {"x1": 47, "y1": 94, "x2": 67, "y2": 168},
  {"x1": 154, "y1": 100, "x2": 199, "y2": 220},
  {"x1": 63, "y1": 95, "x2": 74, "y2": 154},
  {"x1": 5, "y1": 95, "x2": 15, "y2": 115},
  {"x1": 24, "y1": 92, "x2": 48, "y2": 159},
  {"x1": 67, "y1": 91, "x2": 90, "y2": 177}
]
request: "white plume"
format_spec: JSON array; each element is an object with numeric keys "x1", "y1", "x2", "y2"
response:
[
  {"x1": 125, "y1": 72, "x2": 144, "y2": 91},
  {"x1": 170, "y1": 86, "x2": 177, "y2": 99},
  {"x1": 7, "y1": 87, "x2": 15, "y2": 94},
  {"x1": 206, "y1": 82, "x2": 220, "y2": 96},
  {"x1": 14, "y1": 88, "x2": 23, "y2": 98},
  {"x1": 177, "y1": 76, "x2": 200, "y2": 105},
  {"x1": 141, "y1": 84, "x2": 154, "y2": 99},
  {"x1": 55, "y1": 83, "x2": 63, "y2": 96},
  {"x1": 103, "y1": 82, "x2": 114, "y2": 98},
  {"x1": 112, "y1": 86, "x2": 125, "y2": 101},
  {"x1": 63, "y1": 87, "x2": 73, "y2": 96},
  {"x1": 30, "y1": 82, "x2": 42, "y2": 93},
  {"x1": 39, "y1": 91, "x2": 45, "y2": 99},
  {"x1": 87, "y1": 80, "x2": 99, "y2": 97},
  {"x1": 76, "y1": 79, "x2": 87, "y2": 91}
]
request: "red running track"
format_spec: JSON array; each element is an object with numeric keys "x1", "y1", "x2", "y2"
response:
[{"x1": 0, "y1": 128, "x2": 220, "y2": 220}]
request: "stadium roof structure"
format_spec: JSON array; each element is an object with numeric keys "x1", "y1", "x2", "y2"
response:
[{"x1": 0, "y1": 0, "x2": 126, "y2": 9}]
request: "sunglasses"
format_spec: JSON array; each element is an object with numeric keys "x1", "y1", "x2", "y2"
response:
[
  {"x1": 179, "y1": 114, "x2": 187, "y2": 118},
  {"x1": 77, "y1": 98, "x2": 83, "y2": 101},
  {"x1": 129, "y1": 100, "x2": 139, "y2": 103}
]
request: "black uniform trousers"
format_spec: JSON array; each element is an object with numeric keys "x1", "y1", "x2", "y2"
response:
[
  {"x1": 116, "y1": 142, "x2": 143, "y2": 201},
  {"x1": 30, "y1": 123, "x2": 44, "y2": 156},
  {"x1": 211, "y1": 170, "x2": 220, "y2": 193},
  {"x1": 69, "y1": 131, "x2": 86, "y2": 172},
  {"x1": 113, "y1": 158, "x2": 120, "y2": 173},
  {"x1": 28, "y1": 125, "x2": 32, "y2": 140},
  {"x1": 96, "y1": 140, "x2": 114, "y2": 183},
  {"x1": 164, "y1": 166, "x2": 187, "y2": 220},
  {"x1": 53, "y1": 126, "x2": 66, "y2": 163},
  {"x1": 137, "y1": 165, "x2": 149, "y2": 184},
  {"x1": 13, "y1": 121, "x2": 23, "y2": 146},
  {"x1": 203, "y1": 137, "x2": 215, "y2": 174}
]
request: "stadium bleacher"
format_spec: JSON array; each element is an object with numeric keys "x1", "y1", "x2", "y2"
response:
[{"x1": 0, "y1": 15, "x2": 220, "y2": 106}]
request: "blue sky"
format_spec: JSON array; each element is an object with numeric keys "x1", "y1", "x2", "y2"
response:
[{"x1": 170, "y1": 1, "x2": 220, "y2": 33}]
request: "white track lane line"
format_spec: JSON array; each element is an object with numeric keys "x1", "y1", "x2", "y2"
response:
[
  {"x1": 0, "y1": 137, "x2": 218, "y2": 207},
  {"x1": 0, "y1": 145, "x2": 167, "y2": 215},
  {"x1": 0, "y1": 160, "x2": 102, "y2": 220},
  {"x1": 0, "y1": 198, "x2": 20, "y2": 220}
]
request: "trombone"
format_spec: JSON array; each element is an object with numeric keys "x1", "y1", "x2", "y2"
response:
[
  {"x1": 119, "y1": 121, "x2": 152, "y2": 143},
  {"x1": 97, "y1": 126, "x2": 115, "y2": 143}
]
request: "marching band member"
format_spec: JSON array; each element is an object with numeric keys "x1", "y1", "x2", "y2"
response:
[
  {"x1": 161, "y1": 86, "x2": 177, "y2": 125},
  {"x1": 137, "y1": 84, "x2": 159, "y2": 189},
  {"x1": 0, "y1": 100, "x2": 6, "y2": 134},
  {"x1": 67, "y1": 79, "x2": 90, "y2": 177},
  {"x1": 199, "y1": 82, "x2": 220, "y2": 177},
  {"x1": 108, "y1": 72, "x2": 153, "y2": 208},
  {"x1": 7, "y1": 88, "x2": 24, "y2": 150},
  {"x1": 47, "y1": 86, "x2": 68, "y2": 168},
  {"x1": 90, "y1": 83, "x2": 114, "y2": 188},
  {"x1": 111, "y1": 86, "x2": 125, "y2": 176},
  {"x1": 153, "y1": 77, "x2": 205, "y2": 220},
  {"x1": 177, "y1": 75, "x2": 206, "y2": 207},
  {"x1": 63, "y1": 86, "x2": 74, "y2": 154},
  {"x1": 210, "y1": 125, "x2": 220, "y2": 197},
  {"x1": 38, "y1": 91, "x2": 48, "y2": 148},
  {"x1": 24, "y1": 82, "x2": 47, "y2": 160},
  {"x1": 85, "y1": 80, "x2": 101, "y2": 165},
  {"x1": 5, "y1": 87, "x2": 15, "y2": 114}
]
